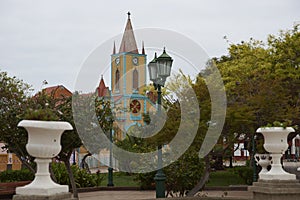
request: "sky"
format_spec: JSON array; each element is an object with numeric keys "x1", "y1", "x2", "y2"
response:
[{"x1": 0, "y1": 0, "x2": 299, "y2": 93}]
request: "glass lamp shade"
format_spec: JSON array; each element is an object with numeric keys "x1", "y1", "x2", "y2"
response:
[
  {"x1": 148, "y1": 61, "x2": 158, "y2": 81},
  {"x1": 157, "y1": 60, "x2": 172, "y2": 77},
  {"x1": 156, "y1": 48, "x2": 173, "y2": 78},
  {"x1": 148, "y1": 53, "x2": 158, "y2": 81}
]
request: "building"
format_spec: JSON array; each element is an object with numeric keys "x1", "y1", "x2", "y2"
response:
[
  {"x1": 0, "y1": 144, "x2": 22, "y2": 171},
  {"x1": 42, "y1": 85, "x2": 72, "y2": 99},
  {"x1": 98, "y1": 12, "x2": 155, "y2": 139}
]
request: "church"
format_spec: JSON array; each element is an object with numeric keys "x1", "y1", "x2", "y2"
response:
[{"x1": 97, "y1": 12, "x2": 156, "y2": 140}]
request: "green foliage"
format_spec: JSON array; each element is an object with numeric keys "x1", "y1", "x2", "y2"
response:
[
  {"x1": 164, "y1": 150, "x2": 204, "y2": 196},
  {"x1": 214, "y1": 27, "x2": 300, "y2": 161},
  {"x1": 264, "y1": 120, "x2": 298, "y2": 130},
  {"x1": 0, "y1": 70, "x2": 33, "y2": 170},
  {"x1": 0, "y1": 163, "x2": 104, "y2": 187},
  {"x1": 0, "y1": 169, "x2": 34, "y2": 183},
  {"x1": 134, "y1": 171, "x2": 156, "y2": 190},
  {"x1": 206, "y1": 170, "x2": 245, "y2": 186},
  {"x1": 51, "y1": 163, "x2": 104, "y2": 188},
  {"x1": 23, "y1": 108, "x2": 60, "y2": 121},
  {"x1": 99, "y1": 172, "x2": 139, "y2": 187},
  {"x1": 233, "y1": 166, "x2": 253, "y2": 185}
]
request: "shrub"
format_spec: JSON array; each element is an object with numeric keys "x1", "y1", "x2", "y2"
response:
[
  {"x1": 51, "y1": 162, "x2": 104, "y2": 188},
  {"x1": 0, "y1": 169, "x2": 34, "y2": 182},
  {"x1": 135, "y1": 171, "x2": 156, "y2": 190},
  {"x1": 233, "y1": 166, "x2": 253, "y2": 185},
  {"x1": 206, "y1": 169, "x2": 245, "y2": 186}
]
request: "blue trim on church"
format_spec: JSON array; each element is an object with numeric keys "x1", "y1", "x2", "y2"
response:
[{"x1": 130, "y1": 114, "x2": 142, "y2": 121}]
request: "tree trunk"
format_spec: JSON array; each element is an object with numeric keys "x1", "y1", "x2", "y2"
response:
[
  {"x1": 186, "y1": 155, "x2": 210, "y2": 197},
  {"x1": 14, "y1": 151, "x2": 36, "y2": 174},
  {"x1": 49, "y1": 162, "x2": 57, "y2": 182},
  {"x1": 80, "y1": 152, "x2": 92, "y2": 173},
  {"x1": 229, "y1": 156, "x2": 233, "y2": 168},
  {"x1": 64, "y1": 154, "x2": 78, "y2": 199}
]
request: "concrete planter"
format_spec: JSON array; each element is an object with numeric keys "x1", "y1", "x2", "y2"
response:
[
  {"x1": 15, "y1": 120, "x2": 72, "y2": 196},
  {"x1": 257, "y1": 127, "x2": 295, "y2": 180}
]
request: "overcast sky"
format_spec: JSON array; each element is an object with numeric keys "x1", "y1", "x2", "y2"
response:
[{"x1": 0, "y1": 0, "x2": 299, "y2": 93}]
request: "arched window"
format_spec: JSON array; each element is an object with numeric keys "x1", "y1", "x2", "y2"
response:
[
  {"x1": 133, "y1": 68, "x2": 138, "y2": 90},
  {"x1": 115, "y1": 69, "x2": 120, "y2": 91}
]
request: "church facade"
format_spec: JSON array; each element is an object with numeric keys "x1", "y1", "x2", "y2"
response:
[{"x1": 97, "y1": 13, "x2": 155, "y2": 139}]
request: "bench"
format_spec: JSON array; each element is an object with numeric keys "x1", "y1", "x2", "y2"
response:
[{"x1": 0, "y1": 181, "x2": 30, "y2": 199}]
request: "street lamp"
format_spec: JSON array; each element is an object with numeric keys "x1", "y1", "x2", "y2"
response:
[
  {"x1": 97, "y1": 95, "x2": 115, "y2": 187},
  {"x1": 107, "y1": 112, "x2": 114, "y2": 186},
  {"x1": 105, "y1": 95, "x2": 115, "y2": 187},
  {"x1": 252, "y1": 134, "x2": 257, "y2": 182},
  {"x1": 148, "y1": 47, "x2": 173, "y2": 198}
]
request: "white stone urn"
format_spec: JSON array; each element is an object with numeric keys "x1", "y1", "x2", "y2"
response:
[
  {"x1": 16, "y1": 120, "x2": 72, "y2": 196},
  {"x1": 257, "y1": 127, "x2": 295, "y2": 180},
  {"x1": 254, "y1": 153, "x2": 271, "y2": 178}
]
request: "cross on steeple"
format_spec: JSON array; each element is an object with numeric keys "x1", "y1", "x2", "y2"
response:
[{"x1": 127, "y1": 11, "x2": 131, "y2": 19}]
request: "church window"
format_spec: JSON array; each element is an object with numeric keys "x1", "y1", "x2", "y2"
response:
[
  {"x1": 115, "y1": 69, "x2": 120, "y2": 91},
  {"x1": 133, "y1": 68, "x2": 138, "y2": 90}
]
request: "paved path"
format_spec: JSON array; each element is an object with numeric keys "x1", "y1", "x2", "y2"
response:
[
  {"x1": 78, "y1": 190, "x2": 252, "y2": 200},
  {"x1": 79, "y1": 190, "x2": 155, "y2": 200}
]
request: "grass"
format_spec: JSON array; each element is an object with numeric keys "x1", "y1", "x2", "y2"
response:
[
  {"x1": 205, "y1": 169, "x2": 246, "y2": 186},
  {"x1": 100, "y1": 172, "x2": 139, "y2": 187},
  {"x1": 99, "y1": 169, "x2": 246, "y2": 187}
]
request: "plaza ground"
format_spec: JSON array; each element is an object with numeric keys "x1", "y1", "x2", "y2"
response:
[{"x1": 78, "y1": 190, "x2": 252, "y2": 200}]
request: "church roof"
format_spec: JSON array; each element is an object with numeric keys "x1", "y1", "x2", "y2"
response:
[
  {"x1": 97, "y1": 76, "x2": 109, "y2": 97},
  {"x1": 42, "y1": 85, "x2": 72, "y2": 99},
  {"x1": 119, "y1": 12, "x2": 139, "y2": 54}
]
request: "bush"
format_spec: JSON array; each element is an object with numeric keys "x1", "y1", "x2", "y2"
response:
[
  {"x1": 51, "y1": 162, "x2": 104, "y2": 188},
  {"x1": 135, "y1": 171, "x2": 156, "y2": 190},
  {"x1": 0, "y1": 163, "x2": 104, "y2": 187},
  {"x1": 206, "y1": 169, "x2": 245, "y2": 186},
  {"x1": 0, "y1": 169, "x2": 34, "y2": 182},
  {"x1": 134, "y1": 150, "x2": 204, "y2": 196},
  {"x1": 233, "y1": 166, "x2": 253, "y2": 185}
]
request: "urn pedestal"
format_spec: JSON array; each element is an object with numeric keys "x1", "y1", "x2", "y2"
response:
[
  {"x1": 255, "y1": 154, "x2": 271, "y2": 179},
  {"x1": 256, "y1": 127, "x2": 295, "y2": 180},
  {"x1": 13, "y1": 120, "x2": 73, "y2": 199},
  {"x1": 249, "y1": 179, "x2": 300, "y2": 200},
  {"x1": 248, "y1": 127, "x2": 298, "y2": 200}
]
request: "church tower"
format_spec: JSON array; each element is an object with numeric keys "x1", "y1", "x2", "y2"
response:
[
  {"x1": 110, "y1": 12, "x2": 153, "y2": 138},
  {"x1": 111, "y1": 12, "x2": 146, "y2": 95}
]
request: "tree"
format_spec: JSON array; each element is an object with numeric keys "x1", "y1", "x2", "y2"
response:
[
  {"x1": 210, "y1": 27, "x2": 300, "y2": 181},
  {"x1": 187, "y1": 26, "x2": 300, "y2": 195},
  {"x1": 217, "y1": 27, "x2": 299, "y2": 132},
  {"x1": 0, "y1": 70, "x2": 34, "y2": 172}
]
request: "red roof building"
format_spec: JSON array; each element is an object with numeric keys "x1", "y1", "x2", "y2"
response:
[
  {"x1": 42, "y1": 85, "x2": 72, "y2": 99},
  {"x1": 96, "y1": 76, "x2": 109, "y2": 97}
]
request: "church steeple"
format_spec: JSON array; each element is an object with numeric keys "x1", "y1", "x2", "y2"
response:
[
  {"x1": 119, "y1": 12, "x2": 139, "y2": 54},
  {"x1": 113, "y1": 41, "x2": 116, "y2": 54},
  {"x1": 142, "y1": 41, "x2": 145, "y2": 54}
]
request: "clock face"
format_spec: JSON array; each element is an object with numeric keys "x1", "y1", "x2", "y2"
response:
[
  {"x1": 130, "y1": 99, "x2": 141, "y2": 113},
  {"x1": 115, "y1": 57, "x2": 120, "y2": 65},
  {"x1": 132, "y1": 57, "x2": 138, "y2": 65}
]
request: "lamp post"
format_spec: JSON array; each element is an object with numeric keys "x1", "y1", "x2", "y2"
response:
[
  {"x1": 97, "y1": 95, "x2": 115, "y2": 186},
  {"x1": 107, "y1": 114, "x2": 114, "y2": 186},
  {"x1": 105, "y1": 93, "x2": 115, "y2": 187},
  {"x1": 252, "y1": 134, "x2": 257, "y2": 182},
  {"x1": 148, "y1": 48, "x2": 173, "y2": 198}
]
